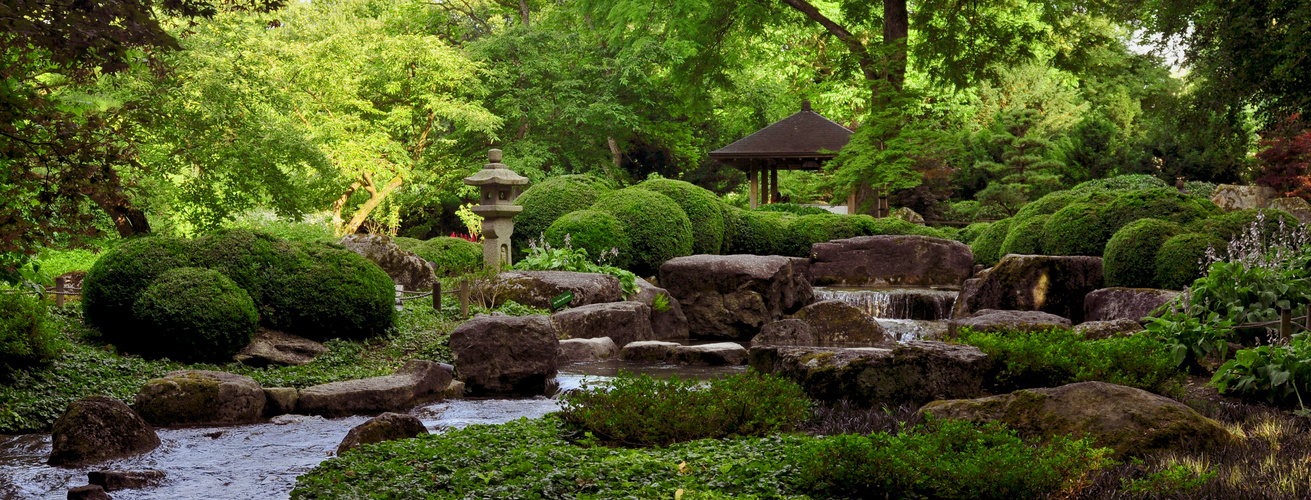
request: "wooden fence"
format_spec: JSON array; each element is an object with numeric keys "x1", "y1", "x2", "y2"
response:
[
  {"x1": 1237, "y1": 305, "x2": 1311, "y2": 342},
  {"x1": 395, "y1": 280, "x2": 471, "y2": 318}
]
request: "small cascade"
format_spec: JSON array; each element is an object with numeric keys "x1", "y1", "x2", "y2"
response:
[{"x1": 814, "y1": 287, "x2": 958, "y2": 321}]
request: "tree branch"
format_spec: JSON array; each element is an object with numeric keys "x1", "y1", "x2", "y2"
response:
[{"x1": 777, "y1": 0, "x2": 878, "y2": 82}]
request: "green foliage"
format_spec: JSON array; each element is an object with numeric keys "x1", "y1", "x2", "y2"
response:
[
  {"x1": 861, "y1": 217, "x2": 946, "y2": 239},
  {"x1": 1184, "y1": 261, "x2": 1311, "y2": 325},
  {"x1": 943, "y1": 200, "x2": 1008, "y2": 223},
  {"x1": 958, "y1": 222, "x2": 992, "y2": 244},
  {"x1": 1012, "y1": 190, "x2": 1078, "y2": 220},
  {"x1": 1188, "y1": 208, "x2": 1299, "y2": 241},
  {"x1": 724, "y1": 208, "x2": 790, "y2": 255},
  {"x1": 1042, "y1": 202, "x2": 1107, "y2": 256},
  {"x1": 81, "y1": 235, "x2": 194, "y2": 341},
  {"x1": 1120, "y1": 463, "x2": 1216, "y2": 494},
  {"x1": 1155, "y1": 233, "x2": 1226, "y2": 290},
  {"x1": 591, "y1": 187, "x2": 694, "y2": 274},
  {"x1": 755, "y1": 203, "x2": 831, "y2": 216},
  {"x1": 542, "y1": 210, "x2": 632, "y2": 270},
  {"x1": 972, "y1": 108, "x2": 1067, "y2": 216},
  {"x1": 635, "y1": 179, "x2": 726, "y2": 255},
  {"x1": 999, "y1": 214, "x2": 1049, "y2": 256},
  {"x1": 33, "y1": 245, "x2": 110, "y2": 278},
  {"x1": 190, "y1": 228, "x2": 302, "y2": 318},
  {"x1": 780, "y1": 213, "x2": 871, "y2": 257},
  {"x1": 1097, "y1": 188, "x2": 1221, "y2": 234},
  {"x1": 1213, "y1": 332, "x2": 1311, "y2": 409},
  {"x1": 411, "y1": 237, "x2": 483, "y2": 276},
  {"x1": 266, "y1": 242, "x2": 396, "y2": 341},
  {"x1": 222, "y1": 211, "x2": 336, "y2": 243},
  {"x1": 1071, "y1": 174, "x2": 1169, "y2": 193},
  {"x1": 131, "y1": 267, "x2": 258, "y2": 363},
  {"x1": 791, "y1": 418, "x2": 1113, "y2": 500},
  {"x1": 514, "y1": 239, "x2": 637, "y2": 298},
  {"x1": 511, "y1": 175, "x2": 616, "y2": 252},
  {"x1": 957, "y1": 327, "x2": 1185, "y2": 395},
  {"x1": 1103, "y1": 219, "x2": 1182, "y2": 288},
  {"x1": 651, "y1": 292, "x2": 672, "y2": 313},
  {"x1": 1141, "y1": 309, "x2": 1236, "y2": 371},
  {"x1": 0, "y1": 291, "x2": 62, "y2": 370},
  {"x1": 970, "y1": 217, "x2": 1014, "y2": 267},
  {"x1": 1183, "y1": 181, "x2": 1218, "y2": 199},
  {"x1": 558, "y1": 372, "x2": 810, "y2": 447}
]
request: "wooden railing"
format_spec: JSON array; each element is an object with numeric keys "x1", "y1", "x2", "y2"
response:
[{"x1": 395, "y1": 280, "x2": 471, "y2": 318}]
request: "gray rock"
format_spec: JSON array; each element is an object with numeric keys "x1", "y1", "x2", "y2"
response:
[
  {"x1": 632, "y1": 277, "x2": 690, "y2": 340},
  {"x1": 1074, "y1": 319, "x2": 1145, "y2": 340},
  {"x1": 134, "y1": 371, "x2": 266, "y2": 427},
  {"x1": 88, "y1": 470, "x2": 165, "y2": 492},
  {"x1": 449, "y1": 314, "x2": 558, "y2": 396},
  {"x1": 48, "y1": 396, "x2": 160, "y2": 467},
  {"x1": 659, "y1": 255, "x2": 813, "y2": 340},
  {"x1": 1209, "y1": 184, "x2": 1278, "y2": 212},
  {"x1": 338, "y1": 234, "x2": 436, "y2": 290},
  {"x1": 67, "y1": 485, "x2": 111, "y2": 500},
  {"x1": 494, "y1": 270, "x2": 623, "y2": 309},
  {"x1": 808, "y1": 235, "x2": 974, "y2": 288},
  {"x1": 1270, "y1": 197, "x2": 1311, "y2": 225},
  {"x1": 297, "y1": 361, "x2": 453, "y2": 417},
  {"x1": 952, "y1": 254, "x2": 1103, "y2": 323},
  {"x1": 262, "y1": 387, "x2": 299, "y2": 417},
  {"x1": 752, "y1": 319, "x2": 816, "y2": 346},
  {"x1": 948, "y1": 309, "x2": 1072, "y2": 337},
  {"x1": 234, "y1": 329, "x2": 328, "y2": 367},
  {"x1": 669, "y1": 343, "x2": 748, "y2": 365},
  {"x1": 918, "y1": 381, "x2": 1235, "y2": 459},
  {"x1": 749, "y1": 342, "x2": 988, "y2": 405},
  {"x1": 1084, "y1": 287, "x2": 1182, "y2": 321},
  {"x1": 551, "y1": 302, "x2": 653, "y2": 347},
  {"x1": 443, "y1": 380, "x2": 465, "y2": 399},
  {"x1": 558, "y1": 337, "x2": 619, "y2": 363},
  {"x1": 890, "y1": 207, "x2": 925, "y2": 225},
  {"x1": 619, "y1": 341, "x2": 681, "y2": 362},
  {"x1": 336, "y1": 412, "x2": 428, "y2": 455},
  {"x1": 792, "y1": 300, "x2": 895, "y2": 345}
]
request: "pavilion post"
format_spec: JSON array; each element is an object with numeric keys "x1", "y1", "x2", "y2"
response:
[
  {"x1": 770, "y1": 167, "x2": 779, "y2": 204},
  {"x1": 748, "y1": 167, "x2": 759, "y2": 209}
]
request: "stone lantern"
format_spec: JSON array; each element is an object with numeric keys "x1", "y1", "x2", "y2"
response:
[{"x1": 463, "y1": 149, "x2": 529, "y2": 268}]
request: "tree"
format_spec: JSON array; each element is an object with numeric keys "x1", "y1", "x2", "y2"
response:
[
  {"x1": 973, "y1": 108, "x2": 1065, "y2": 215},
  {"x1": 1256, "y1": 114, "x2": 1311, "y2": 202}
]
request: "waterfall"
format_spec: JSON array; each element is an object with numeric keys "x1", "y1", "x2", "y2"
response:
[{"x1": 814, "y1": 287, "x2": 958, "y2": 321}]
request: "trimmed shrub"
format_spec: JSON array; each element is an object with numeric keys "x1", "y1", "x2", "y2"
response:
[
  {"x1": 391, "y1": 237, "x2": 423, "y2": 251},
  {"x1": 1013, "y1": 191, "x2": 1079, "y2": 220},
  {"x1": 781, "y1": 213, "x2": 871, "y2": 257},
  {"x1": 1071, "y1": 174, "x2": 1169, "y2": 193},
  {"x1": 1155, "y1": 233, "x2": 1226, "y2": 290},
  {"x1": 191, "y1": 228, "x2": 302, "y2": 317},
  {"x1": 81, "y1": 236, "x2": 193, "y2": 340},
  {"x1": 592, "y1": 188, "x2": 694, "y2": 274},
  {"x1": 724, "y1": 208, "x2": 790, "y2": 255},
  {"x1": 1042, "y1": 203, "x2": 1108, "y2": 256},
  {"x1": 543, "y1": 209, "x2": 632, "y2": 269},
  {"x1": 971, "y1": 218, "x2": 1014, "y2": 267},
  {"x1": 410, "y1": 237, "x2": 483, "y2": 276},
  {"x1": 511, "y1": 174, "x2": 615, "y2": 252},
  {"x1": 1104, "y1": 219, "x2": 1182, "y2": 288},
  {"x1": 861, "y1": 217, "x2": 946, "y2": 238},
  {"x1": 132, "y1": 267, "x2": 258, "y2": 362},
  {"x1": 999, "y1": 215, "x2": 1049, "y2": 256},
  {"x1": 936, "y1": 226, "x2": 961, "y2": 241},
  {"x1": 636, "y1": 179, "x2": 727, "y2": 254},
  {"x1": 1188, "y1": 208, "x2": 1299, "y2": 241},
  {"x1": 756, "y1": 203, "x2": 831, "y2": 216},
  {"x1": 958, "y1": 222, "x2": 992, "y2": 244},
  {"x1": 1097, "y1": 188, "x2": 1221, "y2": 234},
  {"x1": 0, "y1": 292, "x2": 61, "y2": 369},
  {"x1": 266, "y1": 242, "x2": 396, "y2": 341}
]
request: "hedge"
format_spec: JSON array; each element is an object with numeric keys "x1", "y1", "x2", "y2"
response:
[
  {"x1": 591, "y1": 188, "x2": 694, "y2": 275},
  {"x1": 82, "y1": 235, "x2": 194, "y2": 341},
  {"x1": 1042, "y1": 203, "x2": 1108, "y2": 256},
  {"x1": 958, "y1": 222, "x2": 992, "y2": 244},
  {"x1": 1155, "y1": 233, "x2": 1226, "y2": 290},
  {"x1": 1187, "y1": 208, "x2": 1298, "y2": 242},
  {"x1": 1071, "y1": 174, "x2": 1169, "y2": 193},
  {"x1": 755, "y1": 203, "x2": 831, "y2": 216},
  {"x1": 511, "y1": 174, "x2": 615, "y2": 252},
  {"x1": 971, "y1": 218, "x2": 1014, "y2": 267},
  {"x1": 636, "y1": 179, "x2": 727, "y2": 255},
  {"x1": 780, "y1": 213, "x2": 870, "y2": 257},
  {"x1": 132, "y1": 267, "x2": 258, "y2": 363},
  {"x1": 410, "y1": 237, "x2": 483, "y2": 276},
  {"x1": 264, "y1": 242, "x2": 397, "y2": 341},
  {"x1": 543, "y1": 209, "x2": 632, "y2": 269},
  {"x1": 1097, "y1": 188, "x2": 1221, "y2": 234},
  {"x1": 999, "y1": 215, "x2": 1049, "y2": 256},
  {"x1": 1103, "y1": 219, "x2": 1181, "y2": 288},
  {"x1": 724, "y1": 208, "x2": 790, "y2": 255}
]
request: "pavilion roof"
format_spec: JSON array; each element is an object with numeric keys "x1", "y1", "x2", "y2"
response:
[{"x1": 709, "y1": 102, "x2": 853, "y2": 160}]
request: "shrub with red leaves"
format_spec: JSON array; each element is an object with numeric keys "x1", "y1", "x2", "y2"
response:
[{"x1": 1255, "y1": 114, "x2": 1311, "y2": 202}]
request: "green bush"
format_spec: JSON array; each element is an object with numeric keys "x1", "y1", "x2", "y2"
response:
[
  {"x1": 1104, "y1": 219, "x2": 1182, "y2": 288},
  {"x1": 131, "y1": 267, "x2": 257, "y2": 363},
  {"x1": 81, "y1": 235, "x2": 194, "y2": 341},
  {"x1": 755, "y1": 203, "x2": 830, "y2": 216},
  {"x1": 1071, "y1": 174, "x2": 1169, "y2": 193},
  {"x1": 1155, "y1": 233, "x2": 1226, "y2": 290},
  {"x1": 957, "y1": 327, "x2": 1184, "y2": 395},
  {"x1": 266, "y1": 242, "x2": 396, "y2": 341},
  {"x1": 1013, "y1": 191, "x2": 1079, "y2": 220},
  {"x1": 1097, "y1": 188, "x2": 1221, "y2": 234},
  {"x1": 0, "y1": 292, "x2": 62, "y2": 369},
  {"x1": 511, "y1": 174, "x2": 615, "y2": 252},
  {"x1": 1213, "y1": 332, "x2": 1311, "y2": 406},
  {"x1": 558, "y1": 372, "x2": 810, "y2": 447},
  {"x1": 936, "y1": 226, "x2": 961, "y2": 241},
  {"x1": 780, "y1": 213, "x2": 871, "y2": 257},
  {"x1": 958, "y1": 221, "x2": 992, "y2": 244},
  {"x1": 724, "y1": 208, "x2": 790, "y2": 255},
  {"x1": 1042, "y1": 202, "x2": 1108, "y2": 256},
  {"x1": 862, "y1": 217, "x2": 946, "y2": 238},
  {"x1": 999, "y1": 214, "x2": 1049, "y2": 256},
  {"x1": 391, "y1": 237, "x2": 423, "y2": 251},
  {"x1": 514, "y1": 239, "x2": 637, "y2": 297},
  {"x1": 544, "y1": 209, "x2": 632, "y2": 269},
  {"x1": 1184, "y1": 181, "x2": 1218, "y2": 198},
  {"x1": 636, "y1": 179, "x2": 727, "y2": 254},
  {"x1": 943, "y1": 200, "x2": 1007, "y2": 222},
  {"x1": 410, "y1": 237, "x2": 483, "y2": 276},
  {"x1": 970, "y1": 218, "x2": 1014, "y2": 267},
  {"x1": 592, "y1": 188, "x2": 694, "y2": 274},
  {"x1": 191, "y1": 228, "x2": 302, "y2": 317},
  {"x1": 1188, "y1": 208, "x2": 1298, "y2": 241},
  {"x1": 792, "y1": 418, "x2": 1113, "y2": 500}
]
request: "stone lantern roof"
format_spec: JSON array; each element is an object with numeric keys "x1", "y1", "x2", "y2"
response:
[{"x1": 463, "y1": 149, "x2": 529, "y2": 186}]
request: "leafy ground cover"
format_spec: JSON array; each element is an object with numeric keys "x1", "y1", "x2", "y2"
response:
[{"x1": 956, "y1": 327, "x2": 1185, "y2": 396}]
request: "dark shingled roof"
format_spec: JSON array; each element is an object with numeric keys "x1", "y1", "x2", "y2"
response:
[{"x1": 709, "y1": 103, "x2": 853, "y2": 159}]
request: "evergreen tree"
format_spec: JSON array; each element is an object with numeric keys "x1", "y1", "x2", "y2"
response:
[{"x1": 974, "y1": 109, "x2": 1065, "y2": 216}]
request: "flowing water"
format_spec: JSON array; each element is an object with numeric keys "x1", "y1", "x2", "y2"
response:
[{"x1": 813, "y1": 287, "x2": 957, "y2": 341}]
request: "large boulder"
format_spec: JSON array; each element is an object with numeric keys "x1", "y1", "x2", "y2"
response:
[
  {"x1": 917, "y1": 381, "x2": 1235, "y2": 459},
  {"x1": 1209, "y1": 184, "x2": 1278, "y2": 212},
  {"x1": 1269, "y1": 197, "x2": 1311, "y2": 225},
  {"x1": 297, "y1": 360, "x2": 453, "y2": 417},
  {"x1": 631, "y1": 277, "x2": 690, "y2": 340},
  {"x1": 338, "y1": 234, "x2": 436, "y2": 290},
  {"x1": 659, "y1": 255, "x2": 814, "y2": 340},
  {"x1": 558, "y1": 337, "x2": 619, "y2": 363},
  {"x1": 47, "y1": 396, "x2": 160, "y2": 466},
  {"x1": 551, "y1": 301, "x2": 653, "y2": 347},
  {"x1": 1084, "y1": 287, "x2": 1180, "y2": 322},
  {"x1": 233, "y1": 329, "x2": 328, "y2": 367},
  {"x1": 752, "y1": 319, "x2": 816, "y2": 346},
  {"x1": 88, "y1": 470, "x2": 166, "y2": 492},
  {"x1": 947, "y1": 309, "x2": 1072, "y2": 337},
  {"x1": 494, "y1": 270, "x2": 623, "y2": 309},
  {"x1": 952, "y1": 254, "x2": 1103, "y2": 323},
  {"x1": 619, "y1": 340, "x2": 680, "y2": 362},
  {"x1": 336, "y1": 412, "x2": 428, "y2": 455},
  {"x1": 791, "y1": 300, "x2": 895, "y2": 345},
  {"x1": 134, "y1": 371, "x2": 265, "y2": 427},
  {"x1": 449, "y1": 314, "x2": 558, "y2": 396},
  {"x1": 668, "y1": 342, "x2": 748, "y2": 366},
  {"x1": 749, "y1": 342, "x2": 989, "y2": 406},
  {"x1": 809, "y1": 235, "x2": 974, "y2": 287}
]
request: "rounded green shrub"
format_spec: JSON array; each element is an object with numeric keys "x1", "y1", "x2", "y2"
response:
[
  {"x1": 781, "y1": 213, "x2": 870, "y2": 257},
  {"x1": 755, "y1": 203, "x2": 831, "y2": 216},
  {"x1": 999, "y1": 215, "x2": 1050, "y2": 256},
  {"x1": 971, "y1": 218, "x2": 1014, "y2": 267},
  {"x1": 391, "y1": 237, "x2": 423, "y2": 251},
  {"x1": 1188, "y1": 208, "x2": 1298, "y2": 241},
  {"x1": 861, "y1": 217, "x2": 946, "y2": 238},
  {"x1": 1071, "y1": 174, "x2": 1169, "y2": 193},
  {"x1": 81, "y1": 235, "x2": 194, "y2": 340},
  {"x1": 1014, "y1": 191, "x2": 1079, "y2": 220},
  {"x1": 511, "y1": 174, "x2": 616, "y2": 252},
  {"x1": 958, "y1": 222, "x2": 992, "y2": 244},
  {"x1": 936, "y1": 226, "x2": 961, "y2": 241},
  {"x1": 0, "y1": 292, "x2": 61, "y2": 368},
  {"x1": 543, "y1": 210, "x2": 632, "y2": 269},
  {"x1": 1155, "y1": 233, "x2": 1226, "y2": 290},
  {"x1": 1097, "y1": 188, "x2": 1221, "y2": 234},
  {"x1": 725, "y1": 208, "x2": 790, "y2": 255},
  {"x1": 1042, "y1": 203, "x2": 1109, "y2": 256},
  {"x1": 591, "y1": 188, "x2": 694, "y2": 274},
  {"x1": 191, "y1": 228, "x2": 302, "y2": 315},
  {"x1": 411, "y1": 237, "x2": 483, "y2": 276},
  {"x1": 266, "y1": 242, "x2": 396, "y2": 341},
  {"x1": 636, "y1": 179, "x2": 726, "y2": 254},
  {"x1": 1103, "y1": 219, "x2": 1182, "y2": 288},
  {"x1": 131, "y1": 267, "x2": 258, "y2": 362}
]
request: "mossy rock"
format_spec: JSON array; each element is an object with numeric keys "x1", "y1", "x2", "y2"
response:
[
  {"x1": 511, "y1": 174, "x2": 616, "y2": 252},
  {"x1": 544, "y1": 209, "x2": 632, "y2": 269},
  {"x1": 970, "y1": 218, "x2": 1014, "y2": 267},
  {"x1": 592, "y1": 188, "x2": 695, "y2": 275},
  {"x1": 133, "y1": 370, "x2": 266, "y2": 426},
  {"x1": 1097, "y1": 188, "x2": 1221, "y2": 235},
  {"x1": 82, "y1": 235, "x2": 194, "y2": 342},
  {"x1": 1103, "y1": 219, "x2": 1182, "y2": 288},
  {"x1": 191, "y1": 228, "x2": 303, "y2": 320},
  {"x1": 131, "y1": 267, "x2": 258, "y2": 363},
  {"x1": 724, "y1": 208, "x2": 791, "y2": 255},
  {"x1": 635, "y1": 179, "x2": 727, "y2": 254},
  {"x1": 1042, "y1": 203, "x2": 1108, "y2": 257},
  {"x1": 999, "y1": 215, "x2": 1050, "y2": 256},
  {"x1": 958, "y1": 222, "x2": 992, "y2": 244},
  {"x1": 265, "y1": 242, "x2": 396, "y2": 341},
  {"x1": 1155, "y1": 233, "x2": 1226, "y2": 290},
  {"x1": 411, "y1": 237, "x2": 483, "y2": 276}
]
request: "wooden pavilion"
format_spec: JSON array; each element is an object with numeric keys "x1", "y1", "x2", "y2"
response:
[{"x1": 709, "y1": 101, "x2": 853, "y2": 209}]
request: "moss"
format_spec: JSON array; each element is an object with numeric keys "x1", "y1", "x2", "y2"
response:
[
  {"x1": 81, "y1": 235, "x2": 194, "y2": 341},
  {"x1": 132, "y1": 267, "x2": 258, "y2": 362},
  {"x1": 543, "y1": 209, "x2": 632, "y2": 268},
  {"x1": 1000, "y1": 215, "x2": 1050, "y2": 256},
  {"x1": 1042, "y1": 203, "x2": 1108, "y2": 256},
  {"x1": 410, "y1": 237, "x2": 482, "y2": 276},
  {"x1": 266, "y1": 242, "x2": 396, "y2": 341},
  {"x1": 636, "y1": 179, "x2": 727, "y2": 254},
  {"x1": 958, "y1": 222, "x2": 992, "y2": 244},
  {"x1": 724, "y1": 208, "x2": 791, "y2": 255},
  {"x1": 1155, "y1": 233, "x2": 1226, "y2": 290},
  {"x1": 1103, "y1": 219, "x2": 1182, "y2": 288},
  {"x1": 971, "y1": 218, "x2": 1014, "y2": 267},
  {"x1": 591, "y1": 188, "x2": 694, "y2": 275},
  {"x1": 1097, "y1": 188, "x2": 1222, "y2": 235},
  {"x1": 511, "y1": 174, "x2": 616, "y2": 251}
]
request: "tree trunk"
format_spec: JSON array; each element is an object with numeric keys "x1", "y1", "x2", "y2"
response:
[
  {"x1": 519, "y1": 0, "x2": 530, "y2": 27},
  {"x1": 340, "y1": 175, "x2": 404, "y2": 236},
  {"x1": 882, "y1": 0, "x2": 909, "y2": 91}
]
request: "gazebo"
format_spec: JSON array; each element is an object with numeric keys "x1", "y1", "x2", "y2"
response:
[{"x1": 709, "y1": 101, "x2": 853, "y2": 209}]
